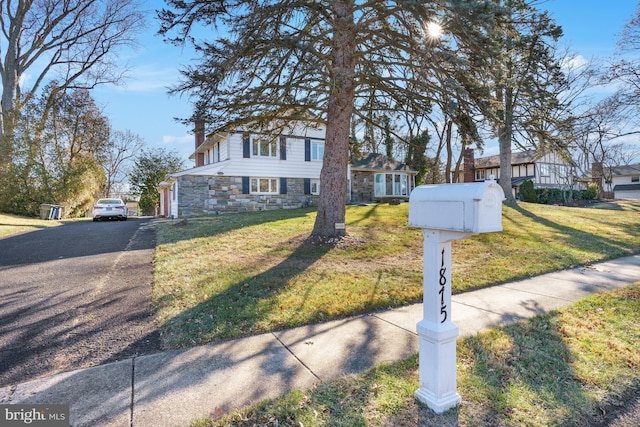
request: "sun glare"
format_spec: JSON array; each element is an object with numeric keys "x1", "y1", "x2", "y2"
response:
[{"x1": 425, "y1": 22, "x2": 443, "y2": 40}]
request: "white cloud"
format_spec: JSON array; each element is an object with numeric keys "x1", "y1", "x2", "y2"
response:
[
  {"x1": 116, "y1": 65, "x2": 181, "y2": 92},
  {"x1": 561, "y1": 54, "x2": 589, "y2": 70}
]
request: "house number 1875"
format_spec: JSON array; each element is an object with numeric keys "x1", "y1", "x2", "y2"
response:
[{"x1": 439, "y1": 248, "x2": 447, "y2": 323}]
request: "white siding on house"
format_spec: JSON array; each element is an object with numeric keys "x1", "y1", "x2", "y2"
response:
[
  {"x1": 606, "y1": 175, "x2": 636, "y2": 193},
  {"x1": 531, "y1": 152, "x2": 572, "y2": 187},
  {"x1": 615, "y1": 190, "x2": 640, "y2": 199},
  {"x1": 607, "y1": 175, "x2": 640, "y2": 199},
  {"x1": 512, "y1": 164, "x2": 534, "y2": 178},
  {"x1": 178, "y1": 132, "x2": 324, "y2": 179},
  {"x1": 161, "y1": 122, "x2": 420, "y2": 216},
  {"x1": 170, "y1": 181, "x2": 179, "y2": 218}
]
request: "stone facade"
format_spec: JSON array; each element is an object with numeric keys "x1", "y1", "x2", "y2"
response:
[
  {"x1": 350, "y1": 171, "x2": 375, "y2": 203},
  {"x1": 177, "y1": 175, "x2": 318, "y2": 216}
]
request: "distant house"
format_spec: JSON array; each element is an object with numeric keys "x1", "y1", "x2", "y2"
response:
[
  {"x1": 349, "y1": 153, "x2": 417, "y2": 203},
  {"x1": 459, "y1": 149, "x2": 577, "y2": 198},
  {"x1": 158, "y1": 122, "x2": 416, "y2": 218},
  {"x1": 599, "y1": 163, "x2": 640, "y2": 199}
]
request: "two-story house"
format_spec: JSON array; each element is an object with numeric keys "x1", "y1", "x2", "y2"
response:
[
  {"x1": 599, "y1": 163, "x2": 640, "y2": 199},
  {"x1": 459, "y1": 149, "x2": 577, "y2": 198},
  {"x1": 158, "y1": 122, "x2": 416, "y2": 217}
]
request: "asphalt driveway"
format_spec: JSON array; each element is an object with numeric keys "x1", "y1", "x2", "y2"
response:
[{"x1": 0, "y1": 218, "x2": 161, "y2": 387}]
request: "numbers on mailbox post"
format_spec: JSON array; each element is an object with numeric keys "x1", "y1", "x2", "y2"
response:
[{"x1": 439, "y1": 248, "x2": 447, "y2": 323}]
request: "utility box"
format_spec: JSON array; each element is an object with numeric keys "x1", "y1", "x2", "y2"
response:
[
  {"x1": 408, "y1": 179, "x2": 505, "y2": 233},
  {"x1": 39, "y1": 204, "x2": 63, "y2": 220}
]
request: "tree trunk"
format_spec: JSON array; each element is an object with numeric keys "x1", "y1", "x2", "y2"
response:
[
  {"x1": 499, "y1": 86, "x2": 516, "y2": 202},
  {"x1": 0, "y1": 0, "x2": 27, "y2": 157},
  {"x1": 444, "y1": 120, "x2": 453, "y2": 183},
  {"x1": 312, "y1": 1, "x2": 356, "y2": 238}
]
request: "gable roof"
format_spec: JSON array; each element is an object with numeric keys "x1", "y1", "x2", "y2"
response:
[
  {"x1": 351, "y1": 153, "x2": 416, "y2": 174},
  {"x1": 474, "y1": 150, "x2": 538, "y2": 169},
  {"x1": 607, "y1": 163, "x2": 640, "y2": 177}
]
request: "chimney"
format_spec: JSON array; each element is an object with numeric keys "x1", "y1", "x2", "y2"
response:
[
  {"x1": 195, "y1": 119, "x2": 205, "y2": 149},
  {"x1": 463, "y1": 148, "x2": 475, "y2": 183},
  {"x1": 195, "y1": 119, "x2": 205, "y2": 167}
]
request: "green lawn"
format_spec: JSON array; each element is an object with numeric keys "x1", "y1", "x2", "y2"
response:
[
  {"x1": 0, "y1": 213, "x2": 62, "y2": 238},
  {"x1": 152, "y1": 200, "x2": 640, "y2": 349},
  {"x1": 191, "y1": 282, "x2": 640, "y2": 427}
]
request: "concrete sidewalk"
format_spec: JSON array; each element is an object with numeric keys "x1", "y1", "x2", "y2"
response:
[{"x1": 2, "y1": 255, "x2": 639, "y2": 426}]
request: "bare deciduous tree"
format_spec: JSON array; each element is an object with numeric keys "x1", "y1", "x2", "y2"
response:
[
  {"x1": 0, "y1": 0, "x2": 145, "y2": 163},
  {"x1": 102, "y1": 129, "x2": 146, "y2": 198}
]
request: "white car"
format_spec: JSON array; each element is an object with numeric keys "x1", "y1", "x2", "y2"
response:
[{"x1": 92, "y1": 198, "x2": 128, "y2": 221}]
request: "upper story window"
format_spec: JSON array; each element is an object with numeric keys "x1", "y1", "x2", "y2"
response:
[
  {"x1": 558, "y1": 165, "x2": 568, "y2": 178},
  {"x1": 305, "y1": 138, "x2": 325, "y2": 162},
  {"x1": 539, "y1": 163, "x2": 550, "y2": 177},
  {"x1": 311, "y1": 141, "x2": 324, "y2": 161},
  {"x1": 252, "y1": 136, "x2": 277, "y2": 158}
]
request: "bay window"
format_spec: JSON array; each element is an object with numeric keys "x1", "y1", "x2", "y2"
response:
[{"x1": 374, "y1": 173, "x2": 408, "y2": 197}]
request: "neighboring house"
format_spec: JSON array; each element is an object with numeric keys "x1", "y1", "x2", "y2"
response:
[
  {"x1": 459, "y1": 149, "x2": 577, "y2": 198},
  {"x1": 350, "y1": 153, "x2": 417, "y2": 203},
  {"x1": 158, "y1": 122, "x2": 416, "y2": 218},
  {"x1": 599, "y1": 163, "x2": 640, "y2": 199}
]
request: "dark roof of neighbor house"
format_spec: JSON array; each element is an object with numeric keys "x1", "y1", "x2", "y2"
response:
[
  {"x1": 511, "y1": 176, "x2": 536, "y2": 186},
  {"x1": 351, "y1": 153, "x2": 416, "y2": 173},
  {"x1": 474, "y1": 150, "x2": 538, "y2": 169},
  {"x1": 613, "y1": 183, "x2": 640, "y2": 192},
  {"x1": 608, "y1": 163, "x2": 640, "y2": 177}
]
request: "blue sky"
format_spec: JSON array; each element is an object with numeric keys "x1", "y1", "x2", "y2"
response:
[{"x1": 90, "y1": 1, "x2": 639, "y2": 165}]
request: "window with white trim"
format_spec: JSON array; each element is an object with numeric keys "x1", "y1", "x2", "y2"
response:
[
  {"x1": 310, "y1": 179, "x2": 320, "y2": 195},
  {"x1": 250, "y1": 177, "x2": 279, "y2": 194},
  {"x1": 311, "y1": 141, "x2": 324, "y2": 161},
  {"x1": 558, "y1": 165, "x2": 568, "y2": 178},
  {"x1": 540, "y1": 163, "x2": 550, "y2": 177},
  {"x1": 475, "y1": 169, "x2": 485, "y2": 181},
  {"x1": 374, "y1": 173, "x2": 408, "y2": 197},
  {"x1": 632, "y1": 176, "x2": 639, "y2": 183},
  {"x1": 252, "y1": 136, "x2": 277, "y2": 158}
]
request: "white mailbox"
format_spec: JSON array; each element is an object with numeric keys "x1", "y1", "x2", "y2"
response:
[
  {"x1": 408, "y1": 179, "x2": 505, "y2": 233},
  {"x1": 408, "y1": 178, "x2": 505, "y2": 414}
]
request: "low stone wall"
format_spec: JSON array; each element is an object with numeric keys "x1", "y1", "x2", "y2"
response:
[{"x1": 177, "y1": 175, "x2": 318, "y2": 216}]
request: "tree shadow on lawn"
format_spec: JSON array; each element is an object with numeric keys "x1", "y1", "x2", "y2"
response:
[
  {"x1": 457, "y1": 312, "x2": 610, "y2": 426},
  {"x1": 160, "y1": 234, "x2": 343, "y2": 349},
  {"x1": 155, "y1": 207, "x2": 317, "y2": 246},
  {"x1": 511, "y1": 204, "x2": 640, "y2": 258}
]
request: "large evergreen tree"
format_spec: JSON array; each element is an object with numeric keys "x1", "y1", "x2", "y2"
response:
[
  {"x1": 129, "y1": 149, "x2": 184, "y2": 215},
  {"x1": 469, "y1": 0, "x2": 565, "y2": 201},
  {"x1": 158, "y1": 0, "x2": 498, "y2": 237}
]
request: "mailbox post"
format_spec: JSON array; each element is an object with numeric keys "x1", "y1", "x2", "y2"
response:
[{"x1": 408, "y1": 178, "x2": 504, "y2": 413}]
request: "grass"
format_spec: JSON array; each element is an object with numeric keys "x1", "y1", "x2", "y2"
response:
[
  {"x1": 191, "y1": 282, "x2": 640, "y2": 427},
  {"x1": 0, "y1": 212, "x2": 63, "y2": 237},
  {"x1": 152, "y1": 200, "x2": 640, "y2": 349}
]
